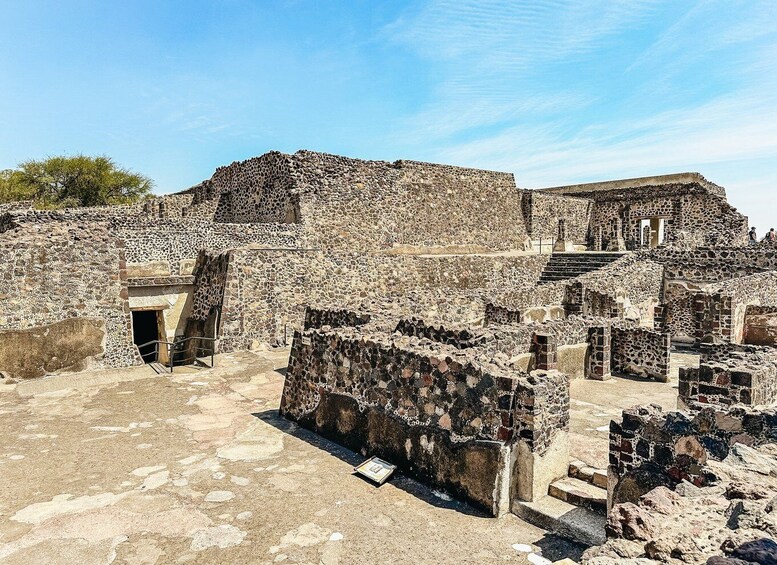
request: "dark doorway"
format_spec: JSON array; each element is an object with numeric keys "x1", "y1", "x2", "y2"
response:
[{"x1": 132, "y1": 310, "x2": 160, "y2": 363}]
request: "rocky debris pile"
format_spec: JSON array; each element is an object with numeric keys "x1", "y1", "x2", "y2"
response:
[{"x1": 583, "y1": 443, "x2": 777, "y2": 564}]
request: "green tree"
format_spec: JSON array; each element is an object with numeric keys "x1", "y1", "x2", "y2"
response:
[
  {"x1": 0, "y1": 168, "x2": 35, "y2": 203},
  {"x1": 0, "y1": 155, "x2": 153, "y2": 208}
]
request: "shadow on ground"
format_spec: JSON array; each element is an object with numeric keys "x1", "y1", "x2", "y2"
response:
[
  {"x1": 252, "y1": 409, "x2": 488, "y2": 517},
  {"x1": 536, "y1": 533, "x2": 587, "y2": 562},
  {"x1": 253, "y1": 407, "x2": 590, "y2": 560}
]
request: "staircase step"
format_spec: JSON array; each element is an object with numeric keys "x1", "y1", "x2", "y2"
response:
[
  {"x1": 568, "y1": 460, "x2": 608, "y2": 489},
  {"x1": 513, "y1": 496, "x2": 606, "y2": 547},
  {"x1": 548, "y1": 477, "x2": 607, "y2": 515},
  {"x1": 148, "y1": 362, "x2": 171, "y2": 374},
  {"x1": 537, "y1": 252, "x2": 627, "y2": 284}
]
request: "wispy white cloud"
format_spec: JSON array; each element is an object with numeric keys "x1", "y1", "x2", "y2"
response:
[
  {"x1": 389, "y1": 0, "x2": 659, "y2": 69},
  {"x1": 385, "y1": 0, "x2": 777, "y2": 229},
  {"x1": 385, "y1": 0, "x2": 661, "y2": 139}
]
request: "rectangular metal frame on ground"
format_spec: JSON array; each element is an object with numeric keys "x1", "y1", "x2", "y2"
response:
[{"x1": 354, "y1": 456, "x2": 396, "y2": 485}]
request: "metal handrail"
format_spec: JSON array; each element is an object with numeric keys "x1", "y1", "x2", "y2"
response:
[{"x1": 135, "y1": 336, "x2": 218, "y2": 373}]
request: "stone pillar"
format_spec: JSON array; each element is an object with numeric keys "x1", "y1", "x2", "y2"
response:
[
  {"x1": 586, "y1": 325, "x2": 611, "y2": 380},
  {"x1": 553, "y1": 219, "x2": 574, "y2": 252},
  {"x1": 654, "y1": 304, "x2": 667, "y2": 332},
  {"x1": 563, "y1": 282, "x2": 584, "y2": 317},
  {"x1": 158, "y1": 201, "x2": 168, "y2": 219},
  {"x1": 643, "y1": 224, "x2": 650, "y2": 248},
  {"x1": 532, "y1": 332, "x2": 557, "y2": 370},
  {"x1": 595, "y1": 226, "x2": 603, "y2": 251},
  {"x1": 607, "y1": 218, "x2": 627, "y2": 251}
]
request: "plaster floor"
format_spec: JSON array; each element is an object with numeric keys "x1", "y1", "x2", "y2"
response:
[
  {"x1": 569, "y1": 351, "x2": 700, "y2": 469},
  {"x1": 0, "y1": 348, "x2": 582, "y2": 565}
]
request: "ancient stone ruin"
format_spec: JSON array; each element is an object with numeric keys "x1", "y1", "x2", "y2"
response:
[{"x1": 2, "y1": 149, "x2": 775, "y2": 562}]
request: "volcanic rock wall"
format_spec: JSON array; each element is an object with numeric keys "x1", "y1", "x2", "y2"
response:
[
  {"x1": 679, "y1": 345, "x2": 777, "y2": 408},
  {"x1": 521, "y1": 191, "x2": 592, "y2": 242},
  {"x1": 0, "y1": 222, "x2": 138, "y2": 377},
  {"x1": 216, "y1": 249, "x2": 550, "y2": 350},
  {"x1": 280, "y1": 321, "x2": 570, "y2": 514},
  {"x1": 192, "y1": 150, "x2": 532, "y2": 253},
  {"x1": 608, "y1": 404, "x2": 777, "y2": 506},
  {"x1": 611, "y1": 326, "x2": 671, "y2": 382}
]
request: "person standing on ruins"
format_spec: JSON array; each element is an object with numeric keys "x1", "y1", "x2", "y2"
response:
[
  {"x1": 762, "y1": 228, "x2": 776, "y2": 244},
  {"x1": 749, "y1": 227, "x2": 758, "y2": 245}
]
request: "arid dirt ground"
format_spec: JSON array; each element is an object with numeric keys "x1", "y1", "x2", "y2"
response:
[
  {"x1": 569, "y1": 351, "x2": 699, "y2": 469},
  {"x1": 0, "y1": 348, "x2": 586, "y2": 565}
]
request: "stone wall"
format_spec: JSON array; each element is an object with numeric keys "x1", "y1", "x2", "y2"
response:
[
  {"x1": 665, "y1": 271, "x2": 777, "y2": 345},
  {"x1": 567, "y1": 254, "x2": 664, "y2": 323},
  {"x1": 280, "y1": 322, "x2": 570, "y2": 514},
  {"x1": 679, "y1": 345, "x2": 777, "y2": 408},
  {"x1": 217, "y1": 249, "x2": 549, "y2": 350},
  {"x1": 192, "y1": 150, "x2": 532, "y2": 253},
  {"x1": 303, "y1": 307, "x2": 373, "y2": 331},
  {"x1": 0, "y1": 222, "x2": 138, "y2": 377},
  {"x1": 486, "y1": 281, "x2": 567, "y2": 324},
  {"x1": 540, "y1": 177, "x2": 748, "y2": 250},
  {"x1": 183, "y1": 250, "x2": 233, "y2": 344},
  {"x1": 484, "y1": 306, "x2": 670, "y2": 381},
  {"x1": 608, "y1": 404, "x2": 777, "y2": 505},
  {"x1": 119, "y1": 220, "x2": 303, "y2": 275},
  {"x1": 521, "y1": 191, "x2": 592, "y2": 242},
  {"x1": 657, "y1": 280, "x2": 702, "y2": 342},
  {"x1": 655, "y1": 249, "x2": 777, "y2": 343},
  {"x1": 611, "y1": 326, "x2": 671, "y2": 382},
  {"x1": 654, "y1": 246, "x2": 777, "y2": 283},
  {"x1": 207, "y1": 151, "x2": 298, "y2": 224}
]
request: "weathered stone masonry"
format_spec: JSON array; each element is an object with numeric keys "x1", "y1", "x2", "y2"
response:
[
  {"x1": 0, "y1": 222, "x2": 138, "y2": 377},
  {"x1": 608, "y1": 404, "x2": 777, "y2": 507},
  {"x1": 679, "y1": 344, "x2": 777, "y2": 408},
  {"x1": 280, "y1": 314, "x2": 570, "y2": 515}
]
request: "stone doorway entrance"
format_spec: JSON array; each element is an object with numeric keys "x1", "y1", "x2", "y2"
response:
[
  {"x1": 638, "y1": 217, "x2": 666, "y2": 248},
  {"x1": 131, "y1": 309, "x2": 168, "y2": 364}
]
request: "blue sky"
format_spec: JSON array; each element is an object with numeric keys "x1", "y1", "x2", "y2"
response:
[{"x1": 1, "y1": 0, "x2": 775, "y2": 230}]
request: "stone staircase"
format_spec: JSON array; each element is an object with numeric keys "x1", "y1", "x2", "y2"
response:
[
  {"x1": 513, "y1": 460, "x2": 608, "y2": 547},
  {"x1": 538, "y1": 252, "x2": 627, "y2": 284}
]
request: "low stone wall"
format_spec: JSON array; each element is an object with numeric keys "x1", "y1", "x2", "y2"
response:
[
  {"x1": 678, "y1": 345, "x2": 777, "y2": 408},
  {"x1": 394, "y1": 318, "x2": 489, "y2": 349},
  {"x1": 655, "y1": 246, "x2": 777, "y2": 283},
  {"x1": 486, "y1": 281, "x2": 566, "y2": 324},
  {"x1": 679, "y1": 362, "x2": 777, "y2": 408},
  {"x1": 608, "y1": 404, "x2": 777, "y2": 506},
  {"x1": 304, "y1": 307, "x2": 373, "y2": 331},
  {"x1": 280, "y1": 324, "x2": 570, "y2": 515},
  {"x1": 405, "y1": 311, "x2": 672, "y2": 386},
  {"x1": 568, "y1": 254, "x2": 663, "y2": 323},
  {"x1": 611, "y1": 326, "x2": 671, "y2": 382}
]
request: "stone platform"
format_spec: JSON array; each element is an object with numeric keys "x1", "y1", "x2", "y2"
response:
[{"x1": 0, "y1": 348, "x2": 583, "y2": 565}]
